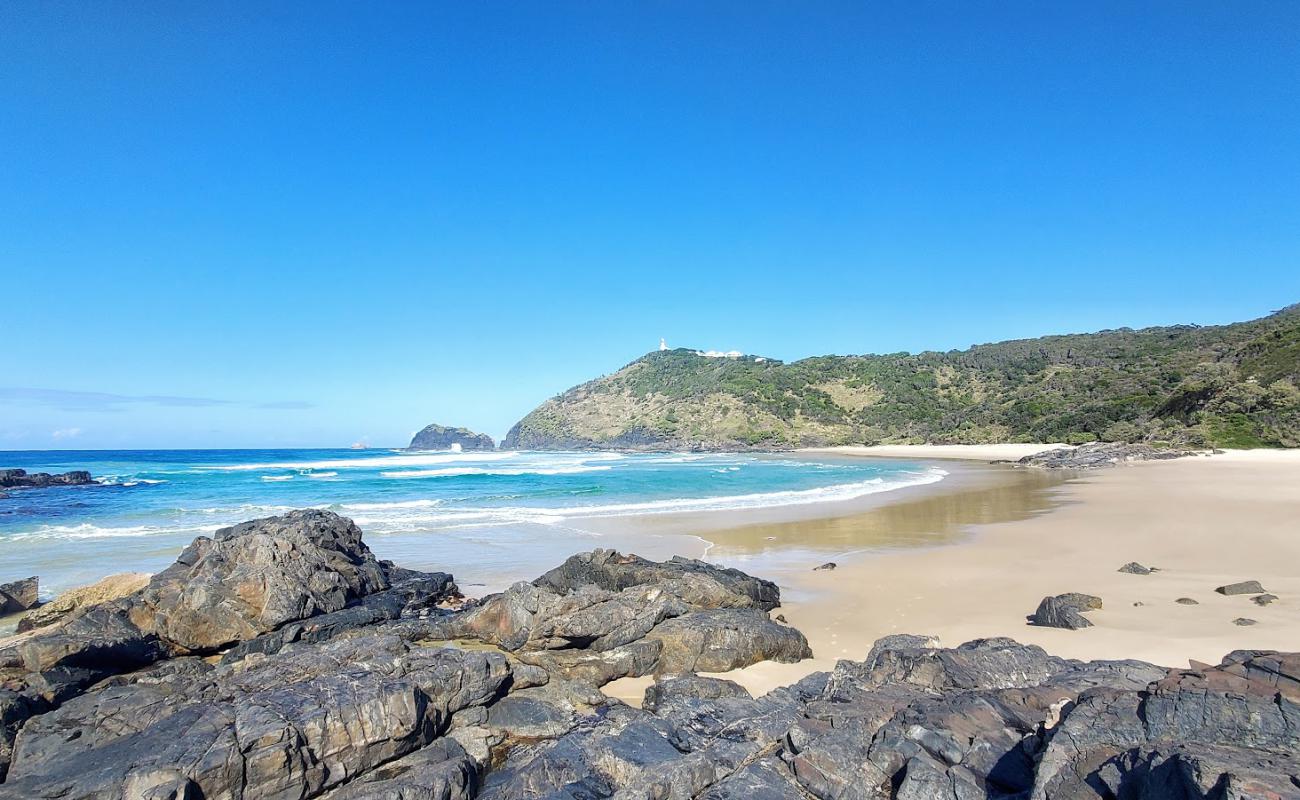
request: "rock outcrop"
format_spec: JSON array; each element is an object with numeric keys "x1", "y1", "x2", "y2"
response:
[
  {"x1": 408, "y1": 424, "x2": 496, "y2": 451},
  {"x1": 2, "y1": 510, "x2": 1298, "y2": 798},
  {"x1": 1013, "y1": 442, "x2": 1191, "y2": 469},
  {"x1": 1216, "y1": 579, "x2": 1266, "y2": 595},
  {"x1": 0, "y1": 580, "x2": 38, "y2": 617},
  {"x1": 15, "y1": 573, "x2": 149, "y2": 633},
  {"x1": 0, "y1": 470, "x2": 95, "y2": 489}
]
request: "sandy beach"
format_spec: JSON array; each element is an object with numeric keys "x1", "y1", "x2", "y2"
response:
[{"x1": 663, "y1": 446, "x2": 1300, "y2": 699}]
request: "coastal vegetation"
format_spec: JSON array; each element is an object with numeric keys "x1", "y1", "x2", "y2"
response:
[{"x1": 504, "y1": 304, "x2": 1300, "y2": 450}]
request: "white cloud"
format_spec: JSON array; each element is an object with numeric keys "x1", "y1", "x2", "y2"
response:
[{"x1": 51, "y1": 427, "x2": 83, "y2": 440}]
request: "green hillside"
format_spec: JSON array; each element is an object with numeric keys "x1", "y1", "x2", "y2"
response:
[{"x1": 503, "y1": 304, "x2": 1300, "y2": 451}]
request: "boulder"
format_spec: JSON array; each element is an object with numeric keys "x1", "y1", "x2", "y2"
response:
[
  {"x1": 1117, "y1": 561, "x2": 1152, "y2": 575},
  {"x1": 643, "y1": 609, "x2": 812, "y2": 674},
  {"x1": 1029, "y1": 593, "x2": 1102, "y2": 630},
  {"x1": 14, "y1": 510, "x2": 405, "y2": 673},
  {"x1": 1217, "y1": 580, "x2": 1266, "y2": 595},
  {"x1": 0, "y1": 579, "x2": 38, "y2": 616},
  {"x1": 0, "y1": 636, "x2": 511, "y2": 799},
  {"x1": 534, "y1": 549, "x2": 780, "y2": 611},
  {"x1": 407, "y1": 424, "x2": 495, "y2": 451},
  {"x1": 16, "y1": 573, "x2": 148, "y2": 633}
]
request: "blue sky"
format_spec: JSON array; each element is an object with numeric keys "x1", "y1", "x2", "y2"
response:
[{"x1": 2, "y1": 2, "x2": 1298, "y2": 450}]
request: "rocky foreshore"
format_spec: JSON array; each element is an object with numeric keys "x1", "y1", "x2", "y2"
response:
[
  {"x1": 0, "y1": 509, "x2": 1296, "y2": 799},
  {"x1": 0, "y1": 469, "x2": 96, "y2": 490}
]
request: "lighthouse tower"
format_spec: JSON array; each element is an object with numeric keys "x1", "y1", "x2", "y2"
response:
[{"x1": 659, "y1": 337, "x2": 668, "y2": 351}]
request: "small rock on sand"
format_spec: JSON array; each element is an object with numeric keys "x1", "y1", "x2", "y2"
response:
[
  {"x1": 1216, "y1": 581, "x2": 1266, "y2": 596},
  {"x1": 1232, "y1": 618, "x2": 1258, "y2": 626},
  {"x1": 1251, "y1": 594, "x2": 1278, "y2": 607},
  {"x1": 0, "y1": 576, "x2": 40, "y2": 615},
  {"x1": 813, "y1": 562, "x2": 837, "y2": 571},
  {"x1": 1175, "y1": 598, "x2": 1199, "y2": 605},
  {"x1": 1029, "y1": 593, "x2": 1102, "y2": 630},
  {"x1": 1118, "y1": 562, "x2": 1152, "y2": 575}
]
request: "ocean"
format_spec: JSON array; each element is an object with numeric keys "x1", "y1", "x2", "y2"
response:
[{"x1": 0, "y1": 448, "x2": 944, "y2": 597}]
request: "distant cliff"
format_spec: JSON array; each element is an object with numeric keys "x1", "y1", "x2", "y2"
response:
[
  {"x1": 407, "y1": 424, "x2": 495, "y2": 451},
  {"x1": 503, "y1": 304, "x2": 1300, "y2": 451}
]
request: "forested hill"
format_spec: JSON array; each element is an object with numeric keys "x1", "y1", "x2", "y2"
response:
[{"x1": 503, "y1": 305, "x2": 1300, "y2": 451}]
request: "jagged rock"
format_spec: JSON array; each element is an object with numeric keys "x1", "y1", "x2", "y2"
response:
[
  {"x1": 0, "y1": 579, "x2": 38, "y2": 616},
  {"x1": 644, "y1": 609, "x2": 812, "y2": 674},
  {"x1": 1014, "y1": 442, "x2": 1190, "y2": 469},
  {"x1": 534, "y1": 550, "x2": 780, "y2": 611},
  {"x1": 813, "y1": 562, "x2": 836, "y2": 571},
  {"x1": 1175, "y1": 597, "x2": 1199, "y2": 605},
  {"x1": 318, "y1": 738, "x2": 478, "y2": 799},
  {"x1": 14, "y1": 510, "x2": 400, "y2": 673},
  {"x1": 1032, "y1": 649, "x2": 1300, "y2": 797},
  {"x1": 407, "y1": 424, "x2": 495, "y2": 451},
  {"x1": 1253, "y1": 593, "x2": 1278, "y2": 606},
  {"x1": 1233, "y1": 617, "x2": 1258, "y2": 626},
  {"x1": 16, "y1": 573, "x2": 149, "y2": 633},
  {"x1": 0, "y1": 635, "x2": 511, "y2": 799},
  {"x1": 1117, "y1": 561, "x2": 1152, "y2": 575},
  {"x1": 1217, "y1": 580, "x2": 1266, "y2": 595},
  {"x1": 0, "y1": 470, "x2": 96, "y2": 489},
  {"x1": 1029, "y1": 593, "x2": 1102, "y2": 630},
  {"x1": 642, "y1": 675, "x2": 750, "y2": 714}
]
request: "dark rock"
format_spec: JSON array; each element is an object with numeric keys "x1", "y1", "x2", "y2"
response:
[
  {"x1": 318, "y1": 738, "x2": 478, "y2": 799},
  {"x1": 15, "y1": 509, "x2": 400, "y2": 674},
  {"x1": 812, "y1": 562, "x2": 836, "y2": 571},
  {"x1": 407, "y1": 423, "x2": 495, "y2": 451},
  {"x1": 1029, "y1": 593, "x2": 1102, "y2": 630},
  {"x1": 642, "y1": 675, "x2": 750, "y2": 714},
  {"x1": 1118, "y1": 561, "x2": 1152, "y2": 575},
  {"x1": 1252, "y1": 593, "x2": 1279, "y2": 606},
  {"x1": 0, "y1": 578, "x2": 39, "y2": 615},
  {"x1": 0, "y1": 635, "x2": 511, "y2": 799},
  {"x1": 1175, "y1": 597, "x2": 1199, "y2": 605},
  {"x1": 1233, "y1": 617, "x2": 1258, "y2": 626},
  {"x1": 644, "y1": 609, "x2": 812, "y2": 674},
  {"x1": 1217, "y1": 580, "x2": 1266, "y2": 595},
  {"x1": 0, "y1": 470, "x2": 96, "y2": 489},
  {"x1": 1014, "y1": 442, "x2": 1190, "y2": 469},
  {"x1": 534, "y1": 549, "x2": 780, "y2": 611}
]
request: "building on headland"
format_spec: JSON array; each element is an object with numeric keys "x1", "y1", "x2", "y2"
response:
[{"x1": 657, "y1": 339, "x2": 769, "y2": 364}]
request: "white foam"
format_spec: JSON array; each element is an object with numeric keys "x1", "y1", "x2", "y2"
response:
[
  {"x1": 260, "y1": 475, "x2": 294, "y2": 482},
  {"x1": 379, "y1": 465, "x2": 613, "y2": 479},
  {"x1": 215, "y1": 451, "x2": 524, "y2": 472}
]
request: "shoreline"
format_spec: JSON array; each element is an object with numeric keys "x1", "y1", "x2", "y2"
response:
[{"x1": 676, "y1": 446, "x2": 1300, "y2": 699}]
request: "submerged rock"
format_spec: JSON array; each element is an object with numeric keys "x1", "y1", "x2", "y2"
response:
[
  {"x1": 812, "y1": 562, "x2": 836, "y2": 571},
  {"x1": 408, "y1": 424, "x2": 495, "y2": 451}
]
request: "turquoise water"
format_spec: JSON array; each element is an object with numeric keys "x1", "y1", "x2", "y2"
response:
[{"x1": 0, "y1": 449, "x2": 943, "y2": 595}]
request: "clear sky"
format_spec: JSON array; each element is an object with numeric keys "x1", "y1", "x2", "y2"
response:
[{"x1": 2, "y1": 2, "x2": 1298, "y2": 450}]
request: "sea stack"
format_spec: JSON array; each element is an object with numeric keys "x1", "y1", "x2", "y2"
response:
[{"x1": 407, "y1": 423, "x2": 496, "y2": 451}]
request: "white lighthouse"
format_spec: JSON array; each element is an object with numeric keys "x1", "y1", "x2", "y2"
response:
[{"x1": 659, "y1": 337, "x2": 668, "y2": 351}]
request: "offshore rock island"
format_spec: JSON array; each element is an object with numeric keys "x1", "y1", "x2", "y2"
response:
[
  {"x1": 1, "y1": 509, "x2": 1296, "y2": 799},
  {"x1": 504, "y1": 304, "x2": 1300, "y2": 452}
]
